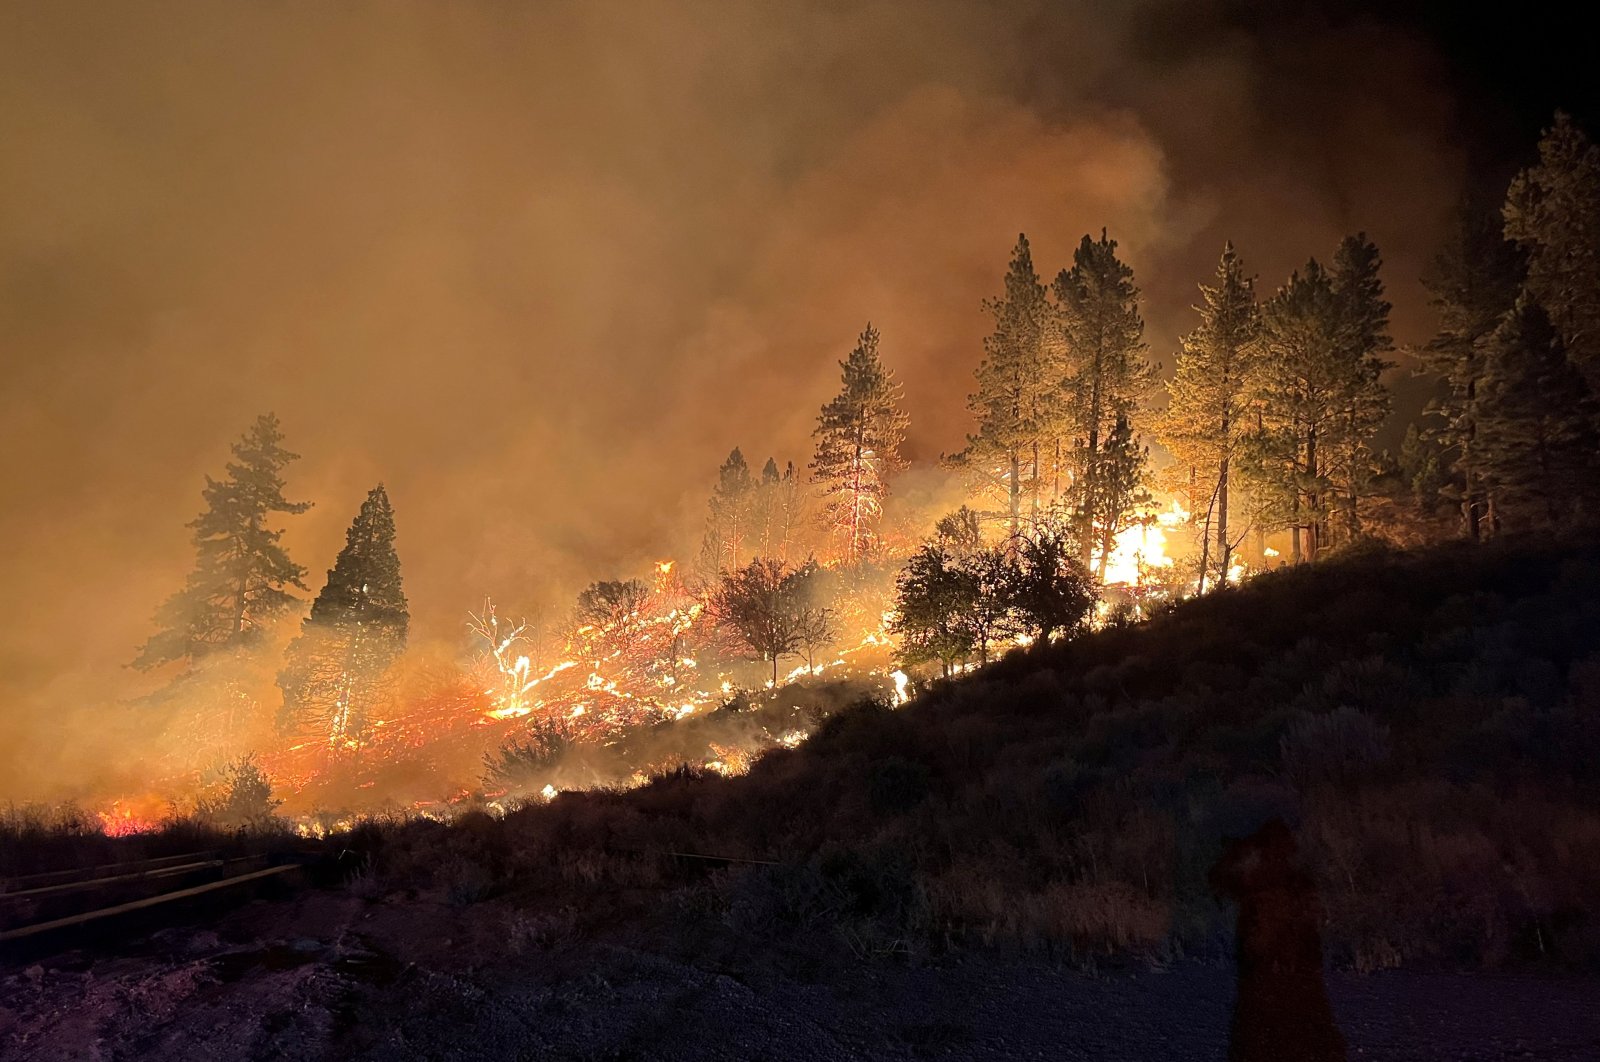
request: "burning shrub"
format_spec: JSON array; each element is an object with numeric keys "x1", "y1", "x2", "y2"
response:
[
  {"x1": 483, "y1": 724, "x2": 577, "y2": 792},
  {"x1": 192, "y1": 753, "x2": 285, "y2": 830}
]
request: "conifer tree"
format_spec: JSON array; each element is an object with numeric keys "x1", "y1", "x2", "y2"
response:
[
  {"x1": 1418, "y1": 196, "x2": 1525, "y2": 538},
  {"x1": 1476, "y1": 296, "x2": 1599, "y2": 529},
  {"x1": 1055, "y1": 230, "x2": 1154, "y2": 569},
  {"x1": 811, "y1": 323, "x2": 910, "y2": 564},
  {"x1": 752, "y1": 458, "x2": 783, "y2": 560},
  {"x1": 1504, "y1": 112, "x2": 1600, "y2": 396},
  {"x1": 1084, "y1": 415, "x2": 1152, "y2": 582},
  {"x1": 1328, "y1": 233, "x2": 1393, "y2": 541},
  {"x1": 961, "y1": 234, "x2": 1061, "y2": 538},
  {"x1": 698, "y1": 448, "x2": 755, "y2": 579},
  {"x1": 134, "y1": 413, "x2": 311, "y2": 670},
  {"x1": 1242, "y1": 261, "x2": 1348, "y2": 562},
  {"x1": 1157, "y1": 243, "x2": 1260, "y2": 587},
  {"x1": 277, "y1": 485, "x2": 408, "y2": 745}
]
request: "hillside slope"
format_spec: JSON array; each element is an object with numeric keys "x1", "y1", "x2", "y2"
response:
[{"x1": 360, "y1": 535, "x2": 1600, "y2": 973}]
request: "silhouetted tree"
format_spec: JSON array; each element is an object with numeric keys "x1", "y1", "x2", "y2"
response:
[
  {"x1": 133, "y1": 413, "x2": 311, "y2": 669},
  {"x1": 1243, "y1": 258, "x2": 1371, "y2": 562},
  {"x1": 1083, "y1": 414, "x2": 1151, "y2": 582},
  {"x1": 891, "y1": 544, "x2": 980, "y2": 677},
  {"x1": 1418, "y1": 195, "x2": 1525, "y2": 539},
  {"x1": 1007, "y1": 528, "x2": 1098, "y2": 641},
  {"x1": 811, "y1": 323, "x2": 909, "y2": 564},
  {"x1": 1158, "y1": 242, "x2": 1260, "y2": 589},
  {"x1": 1477, "y1": 297, "x2": 1599, "y2": 529},
  {"x1": 698, "y1": 448, "x2": 755, "y2": 578},
  {"x1": 933, "y1": 505, "x2": 984, "y2": 558},
  {"x1": 1504, "y1": 112, "x2": 1600, "y2": 397},
  {"x1": 277, "y1": 485, "x2": 408, "y2": 745},
  {"x1": 709, "y1": 557, "x2": 812, "y2": 684},
  {"x1": 1328, "y1": 233, "x2": 1393, "y2": 540},
  {"x1": 1057, "y1": 230, "x2": 1154, "y2": 567},
  {"x1": 575, "y1": 579, "x2": 650, "y2": 630},
  {"x1": 960, "y1": 234, "x2": 1062, "y2": 537}
]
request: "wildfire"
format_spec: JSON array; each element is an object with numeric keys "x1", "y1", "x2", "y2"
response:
[{"x1": 1101, "y1": 501, "x2": 1185, "y2": 586}]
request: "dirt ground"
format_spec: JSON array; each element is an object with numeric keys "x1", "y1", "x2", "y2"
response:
[{"x1": 4, "y1": 892, "x2": 1599, "y2": 1061}]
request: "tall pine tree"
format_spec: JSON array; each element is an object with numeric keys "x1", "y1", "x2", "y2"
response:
[
  {"x1": 134, "y1": 413, "x2": 311, "y2": 670},
  {"x1": 1418, "y1": 195, "x2": 1525, "y2": 538},
  {"x1": 1328, "y1": 233, "x2": 1393, "y2": 541},
  {"x1": 1157, "y1": 242, "x2": 1260, "y2": 588},
  {"x1": 810, "y1": 323, "x2": 910, "y2": 564},
  {"x1": 961, "y1": 234, "x2": 1061, "y2": 539},
  {"x1": 698, "y1": 448, "x2": 755, "y2": 579},
  {"x1": 1504, "y1": 112, "x2": 1600, "y2": 397},
  {"x1": 1242, "y1": 261, "x2": 1347, "y2": 563},
  {"x1": 277, "y1": 484, "x2": 408, "y2": 745},
  {"x1": 1055, "y1": 230, "x2": 1153, "y2": 570},
  {"x1": 1476, "y1": 296, "x2": 1599, "y2": 529}
]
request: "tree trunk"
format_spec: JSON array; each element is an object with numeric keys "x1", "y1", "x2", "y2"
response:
[
  {"x1": 1006, "y1": 450, "x2": 1023, "y2": 545},
  {"x1": 1216, "y1": 448, "x2": 1230, "y2": 583},
  {"x1": 1305, "y1": 428, "x2": 1320, "y2": 562}
]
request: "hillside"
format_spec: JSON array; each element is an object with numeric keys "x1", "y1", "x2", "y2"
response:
[
  {"x1": 7, "y1": 536, "x2": 1600, "y2": 1061},
  {"x1": 350, "y1": 535, "x2": 1600, "y2": 973}
]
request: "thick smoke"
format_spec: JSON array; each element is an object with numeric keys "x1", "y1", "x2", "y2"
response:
[{"x1": 0, "y1": 1, "x2": 1471, "y2": 800}]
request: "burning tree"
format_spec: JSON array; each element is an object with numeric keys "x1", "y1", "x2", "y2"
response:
[
  {"x1": 1080, "y1": 414, "x2": 1152, "y2": 583},
  {"x1": 811, "y1": 322, "x2": 909, "y2": 564},
  {"x1": 277, "y1": 484, "x2": 408, "y2": 746},
  {"x1": 1158, "y1": 242, "x2": 1260, "y2": 589},
  {"x1": 709, "y1": 557, "x2": 817, "y2": 684},
  {"x1": 1055, "y1": 230, "x2": 1155, "y2": 571},
  {"x1": 576, "y1": 579, "x2": 649, "y2": 630},
  {"x1": 698, "y1": 448, "x2": 755, "y2": 579},
  {"x1": 133, "y1": 413, "x2": 311, "y2": 669}
]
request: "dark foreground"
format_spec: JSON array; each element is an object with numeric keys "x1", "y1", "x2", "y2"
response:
[{"x1": 3, "y1": 893, "x2": 1598, "y2": 1061}]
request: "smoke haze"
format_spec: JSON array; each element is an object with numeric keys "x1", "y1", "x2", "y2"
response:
[{"x1": 0, "y1": 1, "x2": 1489, "y2": 797}]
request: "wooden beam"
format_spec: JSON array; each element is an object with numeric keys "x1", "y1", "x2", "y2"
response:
[
  {"x1": 1, "y1": 860, "x2": 225, "y2": 901},
  {"x1": 3, "y1": 851, "x2": 220, "y2": 889},
  {"x1": 0, "y1": 864, "x2": 298, "y2": 942}
]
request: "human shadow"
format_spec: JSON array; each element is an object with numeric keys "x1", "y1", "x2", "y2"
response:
[{"x1": 1210, "y1": 819, "x2": 1347, "y2": 1062}]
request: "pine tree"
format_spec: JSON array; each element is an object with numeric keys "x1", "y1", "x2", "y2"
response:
[
  {"x1": 277, "y1": 484, "x2": 408, "y2": 745},
  {"x1": 1418, "y1": 196, "x2": 1525, "y2": 538},
  {"x1": 134, "y1": 413, "x2": 311, "y2": 670},
  {"x1": 698, "y1": 448, "x2": 755, "y2": 579},
  {"x1": 961, "y1": 234, "x2": 1061, "y2": 539},
  {"x1": 1477, "y1": 296, "x2": 1599, "y2": 529},
  {"x1": 1504, "y1": 112, "x2": 1600, "y2": 396},
  {"x1": 810, "y1": 323, "x2": 910, "y2": 564},
  {"x1": 1242, "y1": 261, "x2": 1348, "y2": 562},
  {"x1": 1157, "y1": 242, "x2": 1260, "y2": 588},
  {"x1": 1328, "y1": 233, "x2": 1393, "y2": 541},
  {"x1": 1084, "y1": 415, "x2": 1152, "y2": 581},
  {"x1": 1055, "y1": 230, "x2": 1154, "y2": 569}
]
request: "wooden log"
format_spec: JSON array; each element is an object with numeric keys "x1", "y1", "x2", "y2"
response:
[
  {"x1": 1, "y1": 860, "x2": 226, "y2": 901},
  {"x1": 0, "y1": 864, "x2": 299, "y2": 942},
  {"x1": 2, "y1": 850, "x2": 220, "y2": 890}
]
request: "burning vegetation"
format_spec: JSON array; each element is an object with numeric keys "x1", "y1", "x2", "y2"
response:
[{"x1": 14, "y1": 113, "x2": 1600, "y2": 857}]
